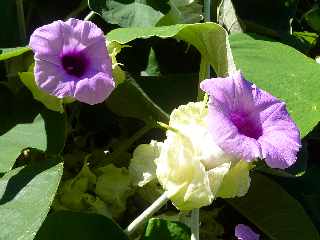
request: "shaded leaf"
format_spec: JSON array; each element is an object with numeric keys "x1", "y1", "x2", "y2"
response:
[
  {"x1": 106, "y1": 79, "x2": 169, "y2": 123},
  {"x1": 0, "y1": 115, "x2": 46, "y2": 172},
  {"x1": 158, "y1": 0, "x2": 203, "y2": 26},
  {"x1": 227, "y1": 173, "x2": 320, "y2": 240},
  {"x1": 19, "y1": 72, "x2": 64, "y2": 113},
  {"x1": 107, "y1": 22, "x2": 231, "y2": 76},
  {"x1": 0, "y1": 80, "x2": 66, "y2": 172},
  {"x1": 41, "y1": 109, "x2": 66, "y2": 155},
  {"x1": 136, "y1": 73, "x2": 198, "y2": 113},
  {"x1": 0, "y1": 160, "x2": 63, "y2": 240},
  {"x1": 232, "y1": 0, "x2": 298, "y2": 32},
  {"x1": 89, "y1": 0, "x2": 170, "y2": 27},
  {"x1": 0, "y1": 0, "x2": 21, "y2": 47},
  {"x1": 304, "y1": 6, "x2": 320, "y2": 33},
  {"x1": 35, "y1": 211, "x2": 128, "y2": 240}
]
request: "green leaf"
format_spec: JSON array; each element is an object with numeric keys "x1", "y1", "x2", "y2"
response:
[
  {"x1": 304, "y1": 6, "x2": 320, "y2": 33},
  {"x1": 0, "y1": 47, "x2": 30, "y2": 61},
  {"x1": 107, "y1": 22, "x2": 232, "y2": 76},
  {"x1": 157, "y1": 0, "x2": 203, "y2": 26},
  {"x1": 142, "y1": 218, "x2": 190, "y2": 240},
  {"x1": 0, "y1": 160, "x2": 63, "y2": 240},
  {"x1": 19, "y1": 72, "x2": 64, "y2": 113},
  {"x1": 89, "y1": 0, "x2": 170, "y2": 27},
  {"x1": 227, "y1": 173, "x2": 320, "y2": 240},
  {"x1": 232, "y1": 0, "x2": 298, "y2": 32},
  {"x1": 41, "y1": 109, "x2": 66, "y2": 155},
  {"x1": 135, "y1": 73, "x2": 198, "y2": 113},
  {"x1": 35, "y1": 211, "x2": 129, "y2": 240},
  {"x1": 0, "y1": 115, "x2": 46, "y2": 172},
  {"x1": 141, "y1": 47, "x2": 160, "y2": 76},
  {"x1": 0, "y1": 110, "x2": 66, "y2": 172},
  {"x1": 106, "y1": 79, "x2": 169, "y2": 123},
  {"x1": 230, "y1": 33, "x2": 320, "y2": 138},
  {"x1": 218, "y1": 0, "x2": 242, "y2": 33}
]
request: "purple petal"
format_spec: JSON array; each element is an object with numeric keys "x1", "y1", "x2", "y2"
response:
[
  {"x1": 34, "y1": 60, "x2": 76, "y2": 98},
  {"x1": 29, "y1": 20, "x2": 64, "y2": 65},
  {"x1": 74, "y1": 72, "x2": 115, "y2": 105},
  {"x1": 258, "y1": 103, "x2": 300, "y2": 168},
  {"x1": 81, "y1": 37, "x2": 112, "y2": 74},
  {"x1": 65, "y1": 18, "x2": 105, "y2": 48},
  {"x1": 200, "y1": 71, "x2": 301, "y2": 169},
  {"x1": 235, "y1": 224, "x2": 260, "y2": 240}
]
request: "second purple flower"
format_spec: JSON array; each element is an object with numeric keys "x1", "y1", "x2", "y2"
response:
[
  {"x1": 29, "y1": 18, "x2": 115, "y2": 105},
  {"x1": 200, "y1": 71, "x2": 301, "y2": 169}
]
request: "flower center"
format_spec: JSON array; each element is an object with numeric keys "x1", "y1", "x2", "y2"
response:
[
  {"x1": 229, "y1": 111, "x2": 262, "y2": 139},
  {"x1": 61, "y1": 52, "x2": 88, "y2": 77}
]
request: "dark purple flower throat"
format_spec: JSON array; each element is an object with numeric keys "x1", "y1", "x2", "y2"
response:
[
  {"x1": 229, "y1": 111, "x2": 262, "y2": 139},
  {"x1": 61, "y1": 52, "x2": 88, "y2": 77}
]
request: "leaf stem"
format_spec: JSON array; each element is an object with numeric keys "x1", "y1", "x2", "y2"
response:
[
  {"x1": 156, "y1": 121, "x2": 178, "y2": 133},
  {"x1": 204, "y1": 0, "x2": 211, "y2": 22},
  {"x1": 96, "y1": 122, "x2": 155, "y2": 167},
  {"x1": 190, "y1": 209, "x2": 200, "y2": 240},
  {"x1": 65, "y1": 0, "x2": 88, "y2": 20},
  {"x1": 84, "y1": 11, "x2": 95, "y2": 21},
  {"x1": 125, "y1": 192, "x2": 169, "y2": 235}
]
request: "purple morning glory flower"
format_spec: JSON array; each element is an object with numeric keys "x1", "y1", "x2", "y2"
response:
[
  {"x1": 29, "y1": 18, "x2": 115, "y2": 105},
  {"x1": 200, "y1": 71, "x2": 301, "y2": 169},
  {"x1": 235, "y1": 224, "x2": 260, "y2": 240}
]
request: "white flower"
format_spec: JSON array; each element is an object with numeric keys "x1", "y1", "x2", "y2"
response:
[{"x1": 129, "y1": 102, "x2": 251, "y2": 210}]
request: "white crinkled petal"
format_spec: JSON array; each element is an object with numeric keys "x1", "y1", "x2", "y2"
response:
[
  {"x1": 169, "y1": 102, "x2": 237, "y2": 169},
  {"x1": 207, "y1": 162, "x2": 231, "y2": 197},
  {"x1": 156, "y1": 132, "x2": 214, "y2": 210},
  {"x1": 217, "y1": 160, "x2": 251, "y2": 198},
  {"x1": 128, "y1": 140, "x2": 162, "y2": 187}
]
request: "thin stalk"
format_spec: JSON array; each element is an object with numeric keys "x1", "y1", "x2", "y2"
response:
[
  {"x1": 204, "y1": 0, "x2": 211, "y2": 80},
  {"x1": 65, "y1": 0, "x2": 88, "y2": 20},
  {"x1": 203, "y1": 0, "x2": 211, "y2": 22},
  {"x1": 84, "y1": 11, "x2": 95, "y2": 21},
  {"x1": 16, "y1": 0, "x2": 26, "y2": 44},
  {"x1": 198, "y1": 0, "x2": 212, "y2": 101},
  {"x1": 190, "y1": 209, "x2": 200, "y2": 240},
  {"x1": 125, "y1": 192, "x2": 169, "y2": 235}
]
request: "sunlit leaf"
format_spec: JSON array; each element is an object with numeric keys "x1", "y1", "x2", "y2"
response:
[
  {"x1": 0, "y1": 160, "x2": 63, "y2": 240},
  {"x1": 142, "y1": 218, "x2": 190, "y2": 240}
]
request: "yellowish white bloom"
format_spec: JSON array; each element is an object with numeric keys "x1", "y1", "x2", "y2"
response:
[{"x1": 129, "y1": 102, "x2": 251, "y2": 210}]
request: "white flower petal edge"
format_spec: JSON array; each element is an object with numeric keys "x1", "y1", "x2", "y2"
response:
[
  {"x1": 129, "y1": 141, "x2": 162, "y2": 187},
  {"x1": 216, "y1": 160, "x2": 251, "y2": 198}
]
